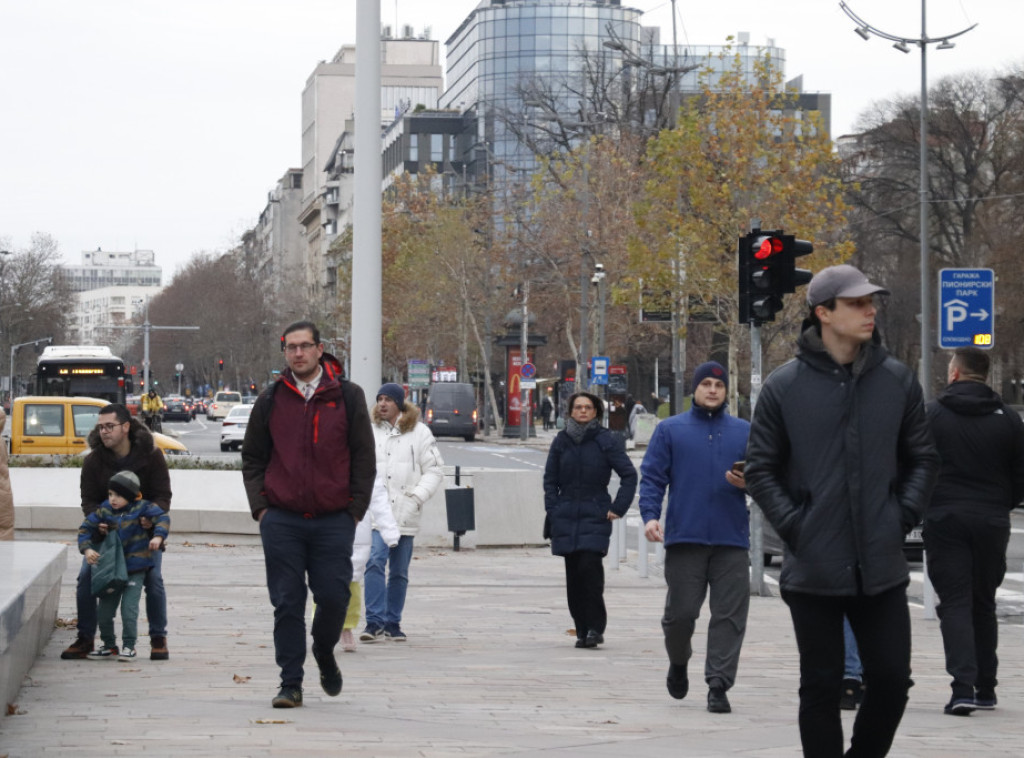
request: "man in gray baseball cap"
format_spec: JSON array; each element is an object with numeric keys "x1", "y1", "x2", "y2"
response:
[
  {"x1": 806, "y1": 263, "x2": 890, "y2": 308},
  {"x1": 745, "y1": 261, "x2": 939, "y2": 755}
]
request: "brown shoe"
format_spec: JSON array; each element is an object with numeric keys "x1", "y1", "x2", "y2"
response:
[
  {"x1": 150, "y1": 635, "x2": 169, "y2": 660},
  {"x1": 60, "y1": 635, "x2": 95, "y2": 660}
]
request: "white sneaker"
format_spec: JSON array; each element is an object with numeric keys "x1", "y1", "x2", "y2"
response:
[
  {"x1": 118, "y1": 647, "x2": 137, "y2": 661},
  {"x1": 341, "y1": 629, "x2": 357, "y2": 652}
]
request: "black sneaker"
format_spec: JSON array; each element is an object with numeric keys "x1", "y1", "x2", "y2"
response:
[
  {"x1": 312, "y1": 647, "x2": 342, "y2": 697},
  {"x1": 666, "y1": 664, "x2": 689, "y2": 700},
  {"x1": 974, "y1": 688, "x2": 997, "y2": 710},
  {"x1": 272, "y1": 686, "x2": 303, "y2": 708},
  {"x1": 359, "y1": 626, "x2": 385, "y2": 643},
  {"x1": 944, "y1": 696, "x2": 976, "y2": 716},
  {"x1": 384, "y1": 624, "x2": 407, "y2": 642},
  {"x1": 840, "y1": 678, "x2": 863, "y2": 710},
  {"x1": 707, "y1": 685, "x2": 731, "y2": 714}
]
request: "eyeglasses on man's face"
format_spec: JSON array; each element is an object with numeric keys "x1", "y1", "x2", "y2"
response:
[
  {"x1": 283, "y1": 342, "x2": 319, "y2": 355},
  {"x1": 96, "y1": 422, "x2": 127, "y2": 432}
]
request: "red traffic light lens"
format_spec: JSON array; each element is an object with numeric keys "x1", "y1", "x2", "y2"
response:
[{"x1": 755, "y1": 237, "x2": 783, "y2": 260}]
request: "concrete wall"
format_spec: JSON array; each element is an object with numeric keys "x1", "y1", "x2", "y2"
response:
[
  {"x1": 11, "y1": 467, "x2": 547, "y2": 548},
  {"x1": 0, "y1": 541, "x2": 66, "y2": 707}
]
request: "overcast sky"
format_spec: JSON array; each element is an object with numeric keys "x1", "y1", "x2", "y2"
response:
[{"x1": 2, "y1": 0, "x2": 1020, "y2": 278}]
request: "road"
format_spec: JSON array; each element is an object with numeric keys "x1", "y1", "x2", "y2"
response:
[{"x1": 163, "y1": 415, "x2": 550, "y2": 470}]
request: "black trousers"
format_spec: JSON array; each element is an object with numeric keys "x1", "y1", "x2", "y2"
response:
[
  {"x1": 924, "y1": 509, "x2": 1010, "y2": 693},
  {"x1": 782, "y1": 583, "x2": 911, "y2": 758},
  {"x1": 564, "y1": 551, "x2": 605, "y2": 638},
  {"x1": 260, "y1": 507, "x2": 355, "y2": 688}
]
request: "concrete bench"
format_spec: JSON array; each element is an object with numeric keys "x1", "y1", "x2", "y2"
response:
[{"x1": 0, "y1": 541, "x2": 66, "y2": 707}]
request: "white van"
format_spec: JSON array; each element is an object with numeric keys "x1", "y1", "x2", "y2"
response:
[{"x1": 207, "y1": 391, "x2": 243, "y2": 421}]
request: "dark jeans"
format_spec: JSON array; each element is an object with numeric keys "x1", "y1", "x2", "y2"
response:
[
  {"x1": 76, "y1": 548, "x2": 167, "y2": 638},
  {"x1": 663, "y1": 544, "x2": 749, "y2": 689},
  {"x1": 260, "y1": 507, "x2": 355, "y2": 688},
  {"x1": 924, "y1": 510, "x2": 1009, "y2": 693},
  {"x1": 782, "y1": 583, "x2": 911, "y2": 758},
  {"x1": 564, "y1": 551, "x2": 605, "y2": 638}
]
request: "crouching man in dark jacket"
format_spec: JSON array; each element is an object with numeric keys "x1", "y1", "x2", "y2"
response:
[{"x1": 745, "y1": 265, "x2": 939, "y2": 757}]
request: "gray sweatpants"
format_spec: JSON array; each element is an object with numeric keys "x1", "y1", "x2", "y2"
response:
[{"x1": 662, "y1": 544, "x2": 749, "y2": 690}]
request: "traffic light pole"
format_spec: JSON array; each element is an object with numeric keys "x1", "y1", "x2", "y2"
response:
[
  {"x1": 748, "y1": 324, "x2": 769, "y2": 597},
  {"x1": 109, "y1": 300, "x2": 199, "y2": 393}
]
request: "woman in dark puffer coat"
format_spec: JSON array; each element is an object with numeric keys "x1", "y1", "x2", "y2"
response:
[{"x1": 543, "y1": 391, "x2": 637, "y2": 648}]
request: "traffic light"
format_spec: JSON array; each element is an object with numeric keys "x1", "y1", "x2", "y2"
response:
[
  {"x1": 738, "y1": 230, "x2": 815, "y2": 325},
  {"x1": 738, "y1": 229, "x2": 787, "y2": 325},
  {"x1": 218, "y1": 359, "x2": 224, "y2": 371},
  {"x1": 780, "y1": 235, "x2": 814, "y2": 293}
]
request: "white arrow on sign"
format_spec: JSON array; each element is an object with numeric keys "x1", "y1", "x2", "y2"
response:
[{"x1": 971, "y1": 309, "x2": 989, "y2": 320}]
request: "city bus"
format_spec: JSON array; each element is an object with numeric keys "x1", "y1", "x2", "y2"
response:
[{"x1": 34, "y1": 345, "x2": 127, "y2": 404}]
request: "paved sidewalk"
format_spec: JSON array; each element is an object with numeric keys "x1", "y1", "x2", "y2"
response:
[{"x1": 1, "y1": 534, "x2": 1022, "y2": 757}]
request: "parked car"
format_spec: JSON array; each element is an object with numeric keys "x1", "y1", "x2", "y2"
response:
[
  {"x1": 220, "y1": 404, "x2": 253, "y2": 451},
  {"x1": 424, "y1": 382, "x2": 477, "y2": 442},
  {"x1": 207, "y1": 391, "x2": 243, "y2": 421},
  {"x1": 162, "y1": 397, "x2": 192, "y2": 423}
]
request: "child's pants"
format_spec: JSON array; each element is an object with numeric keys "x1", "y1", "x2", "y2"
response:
[
  {"x1": 97, "y1": 571, "x2": 146, "y2": 649},
  {"x1": 343, "y1": 581, "x2": 362, "y2": 630}
]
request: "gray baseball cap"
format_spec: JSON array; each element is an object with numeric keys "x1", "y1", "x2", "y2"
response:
[{"x1": 806, "y1": 264, "x2": 889, "y2": 307}]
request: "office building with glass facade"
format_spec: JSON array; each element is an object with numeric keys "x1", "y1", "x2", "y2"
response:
[{"x1": 442, "y1": 0, "x2": 641, "y2": 180}]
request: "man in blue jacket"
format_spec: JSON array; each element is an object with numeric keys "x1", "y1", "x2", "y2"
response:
[{"x1": 639, "y1": 361, "x2": 750, "y2": 714}]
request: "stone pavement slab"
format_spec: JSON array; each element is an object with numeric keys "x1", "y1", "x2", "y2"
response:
[{"x1": 1, "y1": 535, "x2": 1022, "y2": 757}]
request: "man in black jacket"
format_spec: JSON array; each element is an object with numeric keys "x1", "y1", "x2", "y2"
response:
[
  {"x1": 61, "y1": 403, "x2": 173, "y2": 661},
  {"x1": 746, "y1": 264, "x2": 939, "y2": 757},
  {"x1": 925, "y1": 347, "x2": 1024, "y2": 716}
]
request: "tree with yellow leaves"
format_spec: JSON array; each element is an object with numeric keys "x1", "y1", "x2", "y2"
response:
[{"x1": 629, "y1": 45, "x2": 854, "y2": 404}]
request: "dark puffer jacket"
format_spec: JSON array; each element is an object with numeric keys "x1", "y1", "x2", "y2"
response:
[
  {"x1": 81, "y1": 419, "x2": 171, "y2": 516},
  {"x1": 926, "y1": 380, "x2": 1024, "y2": 518},
  {"x1": 745, "y1": 327, "x2": 939, "y2": 596},
  {"x1": 543, "y1": 423, "x2": 637, "y2": 557}
]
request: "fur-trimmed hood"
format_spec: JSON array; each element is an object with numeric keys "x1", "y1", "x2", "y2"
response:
[
  {"x1": 372, "y1": 401, "x2": 421, "y2": 434},
  {"x1": 86, "y1": 417, "x2": 158, "y2": 455}
]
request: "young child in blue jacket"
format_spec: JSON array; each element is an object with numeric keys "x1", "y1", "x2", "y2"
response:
[{"x1": 78, "y1": 470, "x2": 169, "y2": 661}]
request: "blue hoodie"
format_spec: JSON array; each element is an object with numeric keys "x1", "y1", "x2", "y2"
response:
[{"x1": 639, "y1": 403, "x2": 750, "y2": 548}]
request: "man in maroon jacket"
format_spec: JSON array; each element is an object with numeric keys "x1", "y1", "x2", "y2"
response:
[{"x1": 242, "y1": 320, "x2": 375, "y2": 709}]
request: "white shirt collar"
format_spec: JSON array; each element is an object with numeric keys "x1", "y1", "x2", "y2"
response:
[{"x1": 294, "y1": 366, "x2": 323, "y2": 396}]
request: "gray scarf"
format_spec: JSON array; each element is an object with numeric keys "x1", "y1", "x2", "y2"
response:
[{"x1": 565, "y1": 417, "x2": 599, "y2": 444}]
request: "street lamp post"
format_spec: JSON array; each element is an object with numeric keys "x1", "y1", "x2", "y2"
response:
[
  {"x1": 839, "y1": 1, "x2": 976, "y2": 402},
  {"x1": 591, "y1": 263, "x2": 607, "y2": 409}
]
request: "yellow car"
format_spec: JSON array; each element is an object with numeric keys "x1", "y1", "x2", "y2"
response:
[{"x1": 5, "y1": 396, "x2": 189, "y2": 456}]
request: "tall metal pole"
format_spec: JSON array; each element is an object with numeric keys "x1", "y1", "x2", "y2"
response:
[
  {"x1": 749, "y1": 323, "x2": 766, "y2": 596},
  {"x1": 838, "y1": 1, "x2": 975, "y2": 402},
  {"x1": 918, "y1": 0, "x2": 931, "y2": 400},
  {"x1": 351, "y1": 0, "x2": 383, "y2": 397}
]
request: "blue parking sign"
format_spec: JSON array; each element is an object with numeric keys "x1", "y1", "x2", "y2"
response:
[{"x1": 938, "y1": 269, "x2": 994, "y2": 349}]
